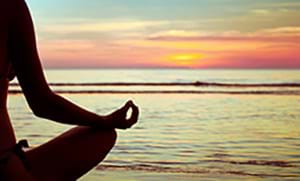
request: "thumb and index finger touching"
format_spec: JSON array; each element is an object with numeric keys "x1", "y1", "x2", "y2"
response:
[
  {"x1": 113, "y1": 100, "x2": 139, "y2": 129},
  {"x1": 125, "y1": 100, "x2": 139, "y2": 121},
  {"x1": 120, "y1": 100, "x2": 139, "y2": 116}
]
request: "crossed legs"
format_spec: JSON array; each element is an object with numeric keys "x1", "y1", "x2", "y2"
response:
[{"x1": 25, "y1": 126, "x2": 117, "y2": 181}]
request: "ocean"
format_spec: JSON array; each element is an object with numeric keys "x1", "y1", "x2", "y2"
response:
[{"x1": 8, "y1": 69, "x2": 300, "y2": 180}]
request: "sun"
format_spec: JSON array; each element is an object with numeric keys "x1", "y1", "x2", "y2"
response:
[{"x1": 166, "y1": 53, "x2": 203, "y2": 67}]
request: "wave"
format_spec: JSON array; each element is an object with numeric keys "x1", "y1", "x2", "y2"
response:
[
  {"x1": 8, "y1": 90, "x2": 300, "y2": 95},
  {"x1": 9, "y1": 81, "x2": 300, "y2": 95},
  {"x1": 96, "y1": 163, "x2": 298, "y2": 178},
  {"x1": 9, "y1": 81, "x2": 300, "y2": 87},
  {"x1": 206, "y1": 160, "x2": 296, "y2": 167}
]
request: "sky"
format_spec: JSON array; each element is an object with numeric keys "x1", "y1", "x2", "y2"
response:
[{"x1": 26, "y1": 0, "x2": 300, "y2": 69}]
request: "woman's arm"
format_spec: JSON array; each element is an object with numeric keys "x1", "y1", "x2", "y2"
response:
[{"x1": 8, "y1": 0, "x2": 138, "y2": 129}]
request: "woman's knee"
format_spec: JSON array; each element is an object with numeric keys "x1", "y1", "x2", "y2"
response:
[
  {"x1": 93, "y1": 128, "x2": 117, "y2": 149},
  {"x1": 105, "y1": 129, "x2": 117, "y2": 146}
]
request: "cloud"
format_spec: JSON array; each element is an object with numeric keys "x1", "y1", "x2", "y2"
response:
[
  {"x1": 260, "y1": 27, "x2": 300, "y2": 35},
  {"x1": 40, "y1": 19, "x2": 169, "y2": 34},
  {"x1": 259, "y1": 2, "x2": 300, "y2": 8},
  {"x1": 40, "y1": 40, "x2": 96, "y2": 51},
  {"x1": 250, "y1": 9, "x2": 271, "y2": 15},
  {"x1": 147, "y1": 28, "x2": 300, "y2": 43}
]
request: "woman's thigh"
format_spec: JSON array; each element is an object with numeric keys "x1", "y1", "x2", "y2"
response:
[
  {"x1": 25, "y1": 126, "x2": 117, "y2": 181},
  {"x1": 0, "y1": 154, "x2": 34, "y2": 181}
]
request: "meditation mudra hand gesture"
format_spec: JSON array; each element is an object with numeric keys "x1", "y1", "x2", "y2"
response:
[
  {"x1": 106, "y1": 100, "x2": 139, "y2": 129},
  {"x1": 0, "y1": 0, "x2": 139, "y2": 180}
]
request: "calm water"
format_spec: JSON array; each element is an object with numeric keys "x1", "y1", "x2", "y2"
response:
[{"x1": 8, "y1": 69, "x2": 300, "y2": 180}]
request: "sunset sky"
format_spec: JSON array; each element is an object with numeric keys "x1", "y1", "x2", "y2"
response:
[{"x1": 27, "y1": 0, "x2": 300, "y2": 69}]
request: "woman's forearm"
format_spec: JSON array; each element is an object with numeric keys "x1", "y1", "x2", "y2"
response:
[{"x1": 32, "y1": 92, "x2": 110, "y2": 128}]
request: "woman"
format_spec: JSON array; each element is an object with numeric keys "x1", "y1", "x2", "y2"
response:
[{"x1": 0, "y1": 0, "x2": 139, "y2": 180}]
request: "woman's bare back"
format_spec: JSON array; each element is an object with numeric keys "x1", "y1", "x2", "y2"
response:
[
  {"x1": 0, "y1": 3, "x2": 9, "y2": 79},
  {"x1": 0, "y1": 0, "x2": 18, "y2": 153},
  {"x1": 0, "y1": 0, "x2": 16, "y2": 82}
]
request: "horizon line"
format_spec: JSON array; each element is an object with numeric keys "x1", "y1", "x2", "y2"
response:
[{"x1": 42, "y1": 67, "x2": 300, "y2": 70}]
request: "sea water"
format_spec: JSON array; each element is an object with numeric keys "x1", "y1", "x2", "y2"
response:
[{"x1": 8, "y1": 69, "x2": 300, "y2": 180}]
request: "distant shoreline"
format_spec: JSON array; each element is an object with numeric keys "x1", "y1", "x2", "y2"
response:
[
  {"x1": 8, "y1": 90, "x2": 300, "y2": 95},
  {"x1": 9, "y1": 82, "x2": 300, "y2": 87},
  {"x1": 42, "y1": 68, "x2": 300, "y2": 71}
]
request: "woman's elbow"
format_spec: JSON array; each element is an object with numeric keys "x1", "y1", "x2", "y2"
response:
[
  {"x1": 31, "y1": 104, "x2": 48, "y2": 118},
  {"x1": 27, "y1": 92, "x2": 55, "y2": 118}
]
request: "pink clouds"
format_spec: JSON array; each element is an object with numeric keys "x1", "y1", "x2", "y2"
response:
[
  {"x1": 147, "y1": 28, "x2": 300, "y2": 43},
  {"x1": 198, "y1": 44, "x2": 300, "y2": 69},
  {"x1": 37, "y1": 26, "x2": 300, "y2": 69},
  {"x1": 148, "y1": 35, "x2": 300, "y2": 43},
  {"x1": 142, "y1": 28, "x2": 300, "y2": 69}
]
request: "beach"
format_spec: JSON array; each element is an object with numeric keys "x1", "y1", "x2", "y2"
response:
[{"x1": 8, "y1": 69, "x2": 300, "y2": 180}]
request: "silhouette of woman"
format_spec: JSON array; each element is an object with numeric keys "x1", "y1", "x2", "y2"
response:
[{"x1": 0, "y1": 0, "x2": 139, "y2": 180}]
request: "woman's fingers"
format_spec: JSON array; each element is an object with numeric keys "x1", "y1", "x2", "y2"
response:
[
  {"x1": 128, "y1": 104, "x2": 139, "y2": 126},
  {"x1": 109, "y1": 100, "x2": 139, "y2": 129},
  {"x1": 116, "y1": 100, "x2": 132, "y2": 116},
  {"x1": 125, "y1": 100, "x2": 133, "y2": 108}
]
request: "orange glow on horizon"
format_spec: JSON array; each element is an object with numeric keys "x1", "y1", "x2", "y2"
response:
[{"x1": 164, "y1": 53, "x2": 204, "y2": 67}]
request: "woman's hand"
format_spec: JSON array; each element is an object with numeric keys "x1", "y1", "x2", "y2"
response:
[{"x1": 104, "y1": 100, "x2": 139, "y2": 129}]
